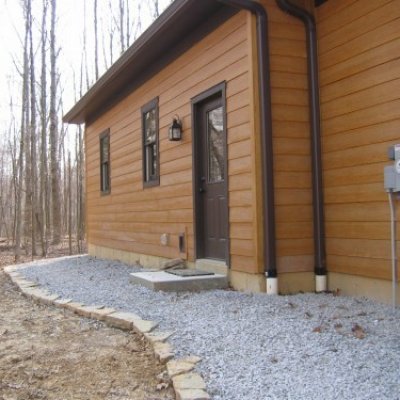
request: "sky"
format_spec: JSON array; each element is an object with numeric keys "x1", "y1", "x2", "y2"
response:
[{"x1": 0, "y1": 0, "x2": 172, "y2": 137}]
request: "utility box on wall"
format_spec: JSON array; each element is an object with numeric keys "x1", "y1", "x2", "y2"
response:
[{"x1": 384, "y1": 144, "x2": 400, "y2": 193}]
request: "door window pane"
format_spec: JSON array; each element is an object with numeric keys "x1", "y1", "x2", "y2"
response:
[{"x1": 207, "y1": 106, "x2": 224, "y2": 183}]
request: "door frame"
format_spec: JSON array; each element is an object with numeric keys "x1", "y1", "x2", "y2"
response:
[{"x1": 191, "y1": 81, "x2": 230, "y2": 265}]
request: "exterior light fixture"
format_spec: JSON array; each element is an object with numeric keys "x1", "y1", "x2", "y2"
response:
[{"x1": 168, "y1": 116, "x2": 183, "y2": 141}]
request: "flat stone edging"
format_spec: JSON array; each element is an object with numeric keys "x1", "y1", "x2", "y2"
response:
[{"x1": 3, "y1": 264, "x2": 211, "y2": 400}]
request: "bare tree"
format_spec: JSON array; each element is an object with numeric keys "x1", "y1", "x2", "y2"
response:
[
  {"x1": 39, "y1": 0, "x2": 49, "y2": 256},
  {"x1": 2, "y1": 0, "x2": 177, "y2": 261},
  {"x1": 29, "y1": 0, "x2": 38, "y2": 256},
  {"x1": 15, "y1": 0, "x2": 31, "y2": 261},
  {"x1": 119, "y1": 0, "x2": 125, "y2": 53},
  {"x1": 49, "y1": 0, "x2": 62, "y2": 244},
  {"x1": 82, "y1": 1, "x2": 91, "y2": 90},
  {"x1": 68, "y1": 152, "x2": 72, "y2": 255},
  {"x1": 94, "y1": 0, "x2": 99, "y2": 81},
  {"x1": 148, "y1": 0, "x2": 160, "y2": 20},
  {"x1": 125, "y1": 0, "x2": 131, "y2": 46},
  {"x1": 133, "y1": 2, "x2": 142, "y2": 41}
]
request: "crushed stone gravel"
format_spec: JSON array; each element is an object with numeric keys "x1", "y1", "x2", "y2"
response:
[{"x1": 20, "y1": 255, "x2": 400, "y2": 400}]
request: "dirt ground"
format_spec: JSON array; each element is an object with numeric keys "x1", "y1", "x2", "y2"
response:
[{"x1": 0, "y1": 244, "x2": 175, "y2": 400}]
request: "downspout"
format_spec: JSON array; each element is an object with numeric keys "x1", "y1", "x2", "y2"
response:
[
  {"x1": 216, "y1": 0, "x2": 278, "y2": 294},
  {"x1": 275, "y1": 0, "x2": 327, "y2": 292}
]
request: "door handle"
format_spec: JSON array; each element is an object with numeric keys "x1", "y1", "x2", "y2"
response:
[{"x1": 199, "y1": 188, "x2": 205, "y2": 193}]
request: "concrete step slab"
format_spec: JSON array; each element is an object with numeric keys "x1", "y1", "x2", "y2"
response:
[{"x1": 130, "y1": 270, "x2": 228, "y2": 292}]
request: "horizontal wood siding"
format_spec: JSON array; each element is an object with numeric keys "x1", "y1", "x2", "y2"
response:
[
  {"x1": 260, "y1": 0, "x2": 314, "y2": 274},
  {"x1": 85, "y1": 12, "x2": 260, "y2": 270},
  {"x1": 317, "y1": 0, "x2": 400, "y2": 280}
]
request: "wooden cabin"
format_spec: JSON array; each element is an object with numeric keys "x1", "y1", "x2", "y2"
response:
[{"x1": 64, "y1": 0, "x2": 400, "y2": 305}]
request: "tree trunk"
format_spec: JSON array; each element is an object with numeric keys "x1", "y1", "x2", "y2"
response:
[
  {"x1": 49, "y1": 0, "x2": 62, "y2": 245},
  {"x1": 76, "y1": 124, "x2": 84, "y2": 253},
  {"x1": 119, "y1": 0, "x2": 125, "y2": 53},
  {"x1": 23, "y1": 0, "x2": 33, "y2": 255},
  {"x1": 15, "y1": 0, "x2": 31, "y2": 262},
  {"x1": 9, "y1": 137, "x2": 18, "y2": 246},
  {"x1": 39, "y1": 0, "x2": 49, "y2": 256},
  {"x1": 94, "y1": 0, "x2": 99, "y2": 81},
  {"x1": 68, "y1": 152, "x2": 72, "y2": 255},
  {"x1": 153, "y1": 0, "x2": 160, "y2": 19},
  {"x1": 125, "y1": 0, "x2": 130, "y2": 46},
  {"x1": 29, "y1": 1, "x2": 37, "y2": 256}
]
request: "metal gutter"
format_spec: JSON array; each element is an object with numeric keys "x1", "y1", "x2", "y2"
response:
[
  {"x1": 276, "y1": 0, "x2": 327, "y2": 289},
  {"x1": 216, "y1": 0, "x2": 277, "y2": 290}
]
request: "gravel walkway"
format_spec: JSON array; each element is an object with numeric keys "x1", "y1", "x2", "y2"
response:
[{"x1": 20, "y1": 255, "x2": 400, "y2": 400}]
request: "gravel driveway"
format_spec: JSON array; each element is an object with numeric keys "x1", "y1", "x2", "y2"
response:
[{"x1": 20, "y1": 255, "x2": 400, "y2": 400}]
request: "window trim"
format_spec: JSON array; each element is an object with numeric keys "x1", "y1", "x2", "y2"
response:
[
  {"x1": 99, "y1": 129, "x2": 111, "y2": 195},
  {"x1": 141, "y1": 97, "x2": 160, "y2": 188}
]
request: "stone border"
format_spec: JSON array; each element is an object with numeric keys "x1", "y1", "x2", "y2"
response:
[{"x1": 4, "y1": 264, "x2": 211, "y2": 400}]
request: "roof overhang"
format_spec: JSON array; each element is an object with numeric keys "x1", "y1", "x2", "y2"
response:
[{"x1": 63, "y1": 0, "x2": 237, "y2": 125}]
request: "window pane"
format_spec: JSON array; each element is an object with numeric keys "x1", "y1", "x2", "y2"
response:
[
  {"x1": 101, "y1": 136, "x2": 109, "y2": 162},
  {"x1": 101, "y1": 163, "x2": 109, "y2": 191},
  {"x1": 144, "y1": 109, "x2": 156, "y2": 144},
  {"x1": 152, "y1": 143, "x2": 157, "y2": 177},
  {"x1": 100, "y1": 133, "x2": 110, "y2": 193},
  {"x1": 145, "y1": 144, "x2": 157, "y2": 181},
  {"x1": 142, "y1": 99, "x2": 159, "y2": 187},
  {"x1": 207, "y1": 106, "x2": 224, "y2": 183}
]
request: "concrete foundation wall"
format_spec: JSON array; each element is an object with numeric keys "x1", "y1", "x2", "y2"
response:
[
  {"x1": 329, "y1": 272, "x2": 399, "y2": 306},
  {"x1": 90, "y1": 244, "x2": 398, "y2": 305}
]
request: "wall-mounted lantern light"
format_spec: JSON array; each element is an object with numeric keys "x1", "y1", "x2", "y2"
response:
[{"x1": 168, "y1": 116, "x2": 183, "y2": 141}]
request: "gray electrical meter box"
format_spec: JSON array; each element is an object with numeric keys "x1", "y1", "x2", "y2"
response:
[{"x1": 384, "y1": 144, "x2": 400, "y2": 192}]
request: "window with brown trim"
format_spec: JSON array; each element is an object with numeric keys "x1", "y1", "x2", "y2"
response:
[
  {"x1": 142, "y1": 98, "x2": 159, "y2": 187},
  {"x1": 100, "y1": 130, "x2": 111, "y2": 194}
]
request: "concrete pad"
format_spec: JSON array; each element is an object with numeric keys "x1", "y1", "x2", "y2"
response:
[{"x1": 130, "y1": 271, "x2": 228, "y2": 292}]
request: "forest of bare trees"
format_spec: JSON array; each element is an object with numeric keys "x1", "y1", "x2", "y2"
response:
[{"x1": 0, "y1": 0, "x2": 171, "y2": 261}]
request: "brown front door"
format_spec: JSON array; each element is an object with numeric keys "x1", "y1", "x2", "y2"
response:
[{"x1": 193, "y1": 84, "x2": 228, "y2": 261}]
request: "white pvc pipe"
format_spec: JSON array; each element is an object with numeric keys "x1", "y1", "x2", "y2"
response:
[
  {"x1": 266, "y1": 276, "x2": 278, "y2": 295},
  {"x1": 315, "y1": 274, "x2": 327, "y2": 293},
  {"x1": 388, "y1": 191, "x2": 398, "y2": 308}
]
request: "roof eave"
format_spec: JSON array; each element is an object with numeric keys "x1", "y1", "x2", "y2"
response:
[{"x1": 63, "y1": 0, "x2": 233, "y2": 125}]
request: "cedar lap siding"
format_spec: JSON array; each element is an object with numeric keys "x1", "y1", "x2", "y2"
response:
[
  {"x1": 317, "y1": 0, "x2": 400, "y2": 304},
  {"x1": 64, "y1": 0, "x2": 400, "y2": 305}
]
